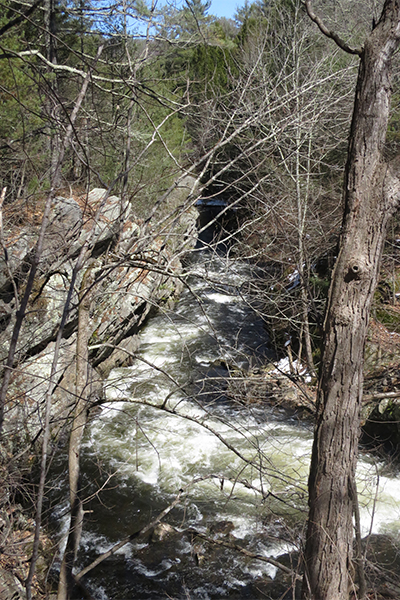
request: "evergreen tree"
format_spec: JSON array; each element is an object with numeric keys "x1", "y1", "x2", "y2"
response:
[{"x1": 181, "y1": 0, "x2": 212, "y2": 37}]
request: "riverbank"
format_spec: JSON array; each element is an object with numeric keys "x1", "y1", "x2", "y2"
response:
[{"x1": 224, "y1": 313, "x2": 400, "y2": 460}]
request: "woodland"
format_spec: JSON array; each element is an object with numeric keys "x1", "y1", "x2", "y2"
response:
[{"x1": 2, "y1": 0, "x2": 400, "y2": 599}]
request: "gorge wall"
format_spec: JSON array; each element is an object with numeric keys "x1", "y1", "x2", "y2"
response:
[{"x1": 0, "y1": 176, "x2": 200, "y2": 444}]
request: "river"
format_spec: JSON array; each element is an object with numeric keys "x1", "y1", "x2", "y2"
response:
[{"x1": 53, "y1": 208, "x2": 400, "y2": 599}]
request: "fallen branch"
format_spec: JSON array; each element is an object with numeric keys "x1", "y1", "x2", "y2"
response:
[
  {"x1": 75, "y1": 488, "x2": 185, "y2": 581},
  {"x1": 363, "y1": 390, "x2": 400, "y2": 402}
]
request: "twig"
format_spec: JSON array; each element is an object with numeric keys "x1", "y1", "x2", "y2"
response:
[{"x1": 0, "y1": 188, "x2": 18, "y2": 309}]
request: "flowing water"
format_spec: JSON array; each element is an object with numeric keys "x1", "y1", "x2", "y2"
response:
[{"x1": 55, "y1": 212, "x2": 400, "y2": 599}]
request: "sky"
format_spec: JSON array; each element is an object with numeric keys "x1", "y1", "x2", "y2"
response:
[
  {"x1": 164, "y1": 1, "x2": 243, "y2": 22},
  {"x1": 209, "y1": 0, "x2": 242, "y2": 20}
]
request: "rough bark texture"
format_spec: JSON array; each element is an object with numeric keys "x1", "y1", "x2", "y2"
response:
[
  {"x1": 57, "y1": 267, "x2": 93, "y2": 600},
  {"x1": 303, "y1": 2, "x2": 400, "y2": 599}
]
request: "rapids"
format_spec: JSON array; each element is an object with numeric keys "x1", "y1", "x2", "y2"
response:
[{"x1": 53, "y1": 211, "x2": 400, "y2": 599}]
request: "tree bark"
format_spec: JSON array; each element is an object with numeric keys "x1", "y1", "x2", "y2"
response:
[
  {"x1": 302, "y1": 2, "x2": 400, "y2": 599},
  {"x1": 57, "y1": 266, "x2": 94, "y2": 600}
]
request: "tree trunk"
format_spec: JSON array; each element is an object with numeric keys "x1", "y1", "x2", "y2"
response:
[
  {"x1": 57, "y1": 267, "x2": 94, "y2": 600},
  {"x1": 44, "y1": 0, "x2": 62, "y2": 189},
  {"x1": 302, "y1": 2, "x2": 400, "y2": 599}
]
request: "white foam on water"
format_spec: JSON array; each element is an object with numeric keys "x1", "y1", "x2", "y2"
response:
[
  {"x1": 189, "y1": 587, "x2": 211, "y2": 600},
  {"x1": 87, "y1": 393, "x2": 400, "y2": 545},
  {"x1": 79, "y1": 531, "x2": 133, "y2": 558},
  {"x1": 205, "y1": 292, "x2": 238, "y2": 303},
  {"x1": 356, "y1": 462, "x2": 400, "y2": 535},
  {"x1": 141, "y1": 324, "x2": 206, "y2": 345},
  {"x1": 194, "y1": 355, "x2": 212, "y2": 365},
  {"x1": 132, "y1": 558, "x2": 176, "y2": 577},
  {"x1": 239, "y1": 539, "x2": 298, "y2": 580},
  {"x1": 83, "y1": 584, "x2": 108, "y2": 600},
  {"x1": 86, "y1": 397, "x2": 312, "y2": 531},
  {"x1": 82, "y1": 250, "x2": 400, "y2": 599}
]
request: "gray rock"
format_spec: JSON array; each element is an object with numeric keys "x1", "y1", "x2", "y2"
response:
[
  {"x1": 0, "y1": 567, "x2": 25, "y2": 600},
  {"x1": 0, "y1": 181, "x2": 199, "y2": 441},
  {"x1": 77, "y1": 189, "x2": 131, "y2": 254},
  {"x1": 150, "y1": 523, "x2": 176, "y2": 543}
]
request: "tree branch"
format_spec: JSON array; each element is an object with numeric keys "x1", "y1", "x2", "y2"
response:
[
  {"x1": 304, "y1": 0, "x2": 363, "y2": 56},
  {"x1": 194, "y1": 533, "x2": 302, "y2": 580},
  {"x1": 363, "y1": 390, "x2": 400, "y2": 402},
  {"x1": 75, "y1": 488, "x2": 185, "y2": 580},
  {"x1": 0, "y1": 0, "x2": 43, "y2": 39}
]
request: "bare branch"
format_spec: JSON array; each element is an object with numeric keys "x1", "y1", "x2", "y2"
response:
[
  {"x1": 194, "y1": 532, "x2": 302, "y2": 580},
  {"x1": 363, "y1": 390, "x2": 400, "y2": 401},
  {"x1": 0, "y1": 187, "x2": 19, "y2": 311},
  {"x1": 75, "y1": 487, "x2": 186, "y2": 580},
  {"x1": 304, "y1": 0, "x2": 363, "y2": 55}
]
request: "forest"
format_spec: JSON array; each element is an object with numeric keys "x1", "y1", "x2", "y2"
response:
[{"x1": 1, "y1": 0, "x2": 400, "y2": 599}]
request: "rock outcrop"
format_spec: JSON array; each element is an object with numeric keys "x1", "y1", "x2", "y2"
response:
[{"x1": 0, "y1": 177, "x2": 200, "y2": 440}]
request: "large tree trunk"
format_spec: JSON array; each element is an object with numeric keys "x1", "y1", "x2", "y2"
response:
[{"x1": 302, "y1": 2, "x2": 400, "y2": 599}]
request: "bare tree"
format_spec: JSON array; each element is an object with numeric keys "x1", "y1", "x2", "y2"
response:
[
  {"x1": 193, "y1": 1, "x2": 355, "y2": 372},
  {"x1": 302, "y1": 2, "x2": 400, "y2": 599},
  {"x1": 57, "y1": 266, "x2": 95, "y2": 600}
]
